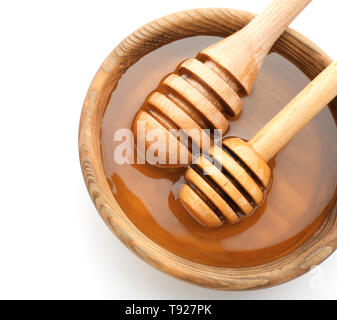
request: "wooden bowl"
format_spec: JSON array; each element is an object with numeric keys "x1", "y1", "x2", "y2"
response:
[{"x1": 79, "y1": 8, "x2": 337, "y2": 290}]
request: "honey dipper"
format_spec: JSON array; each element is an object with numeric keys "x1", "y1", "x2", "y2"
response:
[
  {"x1": 179, "y1": 60, "x2": 337, "y2": 228},
  {"x1": 132, "y1": 0, "x2": 312, "y2": 168}
]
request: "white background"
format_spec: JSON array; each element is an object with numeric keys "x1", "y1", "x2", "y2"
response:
[{"x1": 0, "y1": 0, "x2": 336, "y2": 300}]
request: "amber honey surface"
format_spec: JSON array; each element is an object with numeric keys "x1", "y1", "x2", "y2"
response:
[{"x1": 100, "y1": 36, "x2": 337, "y2": 268}]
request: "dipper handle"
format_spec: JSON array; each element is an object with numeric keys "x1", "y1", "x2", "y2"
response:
[
  {"x1": 200, "y1": 0, "x2": 312, "y2": 95},
  {"x1": 250, "y1": 60, "x2": 337, "y2": 162},
  {"x1": 242, "y1": 0, "x2": 312, "y2": 65}
]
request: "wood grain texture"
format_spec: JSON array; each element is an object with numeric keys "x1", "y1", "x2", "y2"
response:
[{"x1": 79, "y1": 8, "x2": 337, "y2": 290}]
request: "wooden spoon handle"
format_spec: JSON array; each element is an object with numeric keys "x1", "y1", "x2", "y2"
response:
[
  {"x1": 250, "y1": 60, "x2": 337, "y2": 162},
  {"x1": 200, "y1": 0, "x2": 311, "y2": 95},
  {"x1": 242, "y1": 0, "x2": 312, "y2": 64}
]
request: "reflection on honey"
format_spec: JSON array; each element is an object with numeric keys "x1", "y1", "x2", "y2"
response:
[{"x1": 101, "y1": 36, "x2": 337, "y2": 267}]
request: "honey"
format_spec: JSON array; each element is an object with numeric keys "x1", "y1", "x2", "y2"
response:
[{"x1": 100, "y1": 36, "x2": 337, "y2": 268}]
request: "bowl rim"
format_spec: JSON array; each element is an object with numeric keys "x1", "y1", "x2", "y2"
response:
[{"x1": 79, "y1": 7, "x2": 337, "y2": 290}]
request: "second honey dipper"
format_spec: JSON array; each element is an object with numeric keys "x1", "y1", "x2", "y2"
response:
[
  {"x1": 179, "y1": 60, "x2": 337, "y2": 228},
  {"x1": 132, "y1": 0, "x2": 312, "y2": 168}
]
